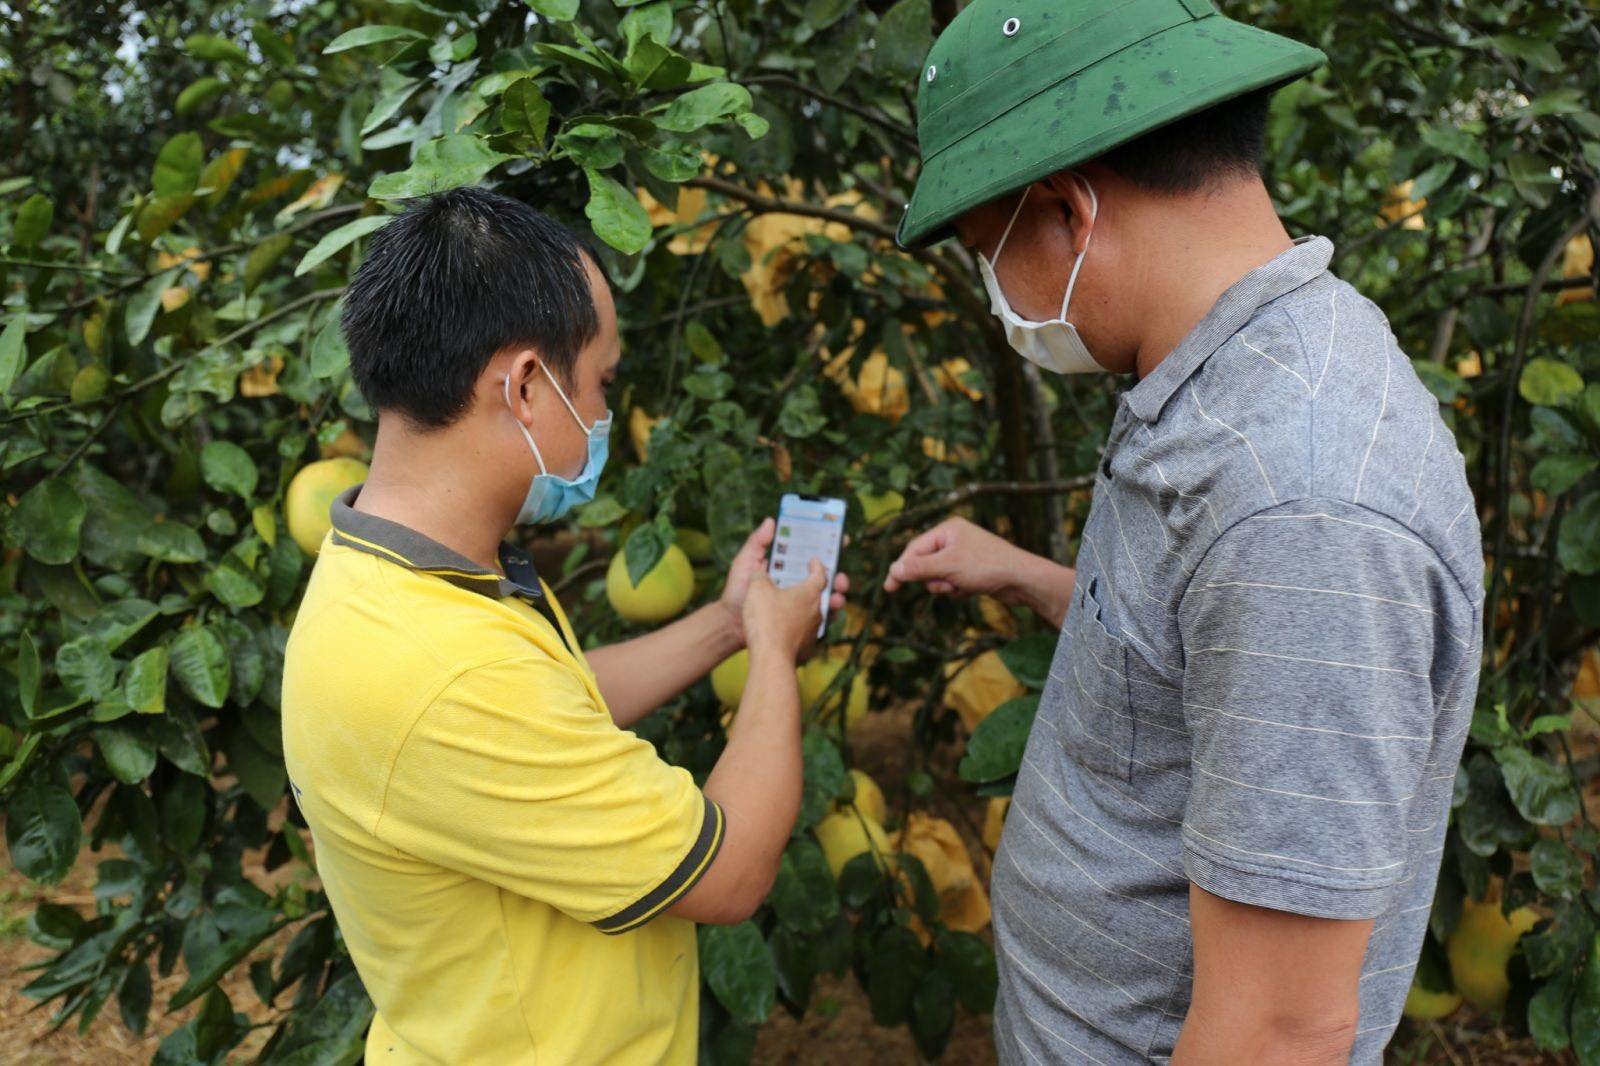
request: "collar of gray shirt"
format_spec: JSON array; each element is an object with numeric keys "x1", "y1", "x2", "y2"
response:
[{"x1": 1124, "y1": 235, "x2": 1334, "y2": 423}]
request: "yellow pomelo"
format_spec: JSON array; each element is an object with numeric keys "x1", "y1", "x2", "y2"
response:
[
  {"x1": 606, "y1": 544, "x2": 694, "y2": 623},
  {"x1": 857, "y1": 489, "x2": 905, "y2": 526},
  {"x1": 285, "y1": 457, "x2": 369, "y2": 557},
  {"x1": 895, "y1": 813, "x2": 991, "y2": 934},
  {"x1": 676, "y1": 528, "x2": 713, "y2": 563},
  {"x1": 983, "y1": 796, "x2": 1011, "y2": 852},
  {"x1": 1447, "y1": 898, "x2": 1540, "y2": 1012},
  {"x1": 837, "y1": 768, "x2": 887, "y2": 825},
  {"x1": 711, "y1": 649, "x2": 749, "y2": 708},
  {"x1": 628, "y1": 407, "x2": 661, "y2": 461},
  {"x1": 1557, "y1": 234, "x2": 1593, "y2": 305},
  {"x1": 799, "y1": 656, "x2": 868, "y2": 729},
  {"x1": 1402, "y1": 982, "x2": 1463, "y2": 1021},
  {"x1": 845, "y1": 352, "x2": 909, "y2": 423},
  {"x1": 945, "y1": 650, "x2": 1027, "y2": 734},
  {"x1": 935, "y1": 358, "x2": 984, "y2": 400},
  {"x1": 977, "y1": 595, "x2": 1019, "y2": 637},
  {"x1": 815, "y1": 809, "x2": 890, "y2": 879}
]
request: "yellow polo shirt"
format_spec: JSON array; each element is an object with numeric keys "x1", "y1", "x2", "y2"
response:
[{"x1": 281, "y1": 487, "x2": 724, "y2": 1065}]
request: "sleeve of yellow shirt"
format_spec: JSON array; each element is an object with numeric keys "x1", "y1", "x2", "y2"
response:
[{"x1": 376, "y1": 653, "x2": 725, "y2": 934}]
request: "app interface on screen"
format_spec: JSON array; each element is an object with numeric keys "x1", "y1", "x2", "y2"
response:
[{"x1": 769, "y1": 497, "x2": 844, "y2": 589}]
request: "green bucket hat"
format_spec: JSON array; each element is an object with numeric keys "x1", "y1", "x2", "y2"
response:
[{"x1": 896, "y1": 0, "x2": 1326, "y2": 249}]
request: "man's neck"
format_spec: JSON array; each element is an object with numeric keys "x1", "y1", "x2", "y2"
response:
[
  {"x1": 354, "y1": 417, "x2": 514, "y2": 574},
  {"x1": 1126, "y1": 178, "x2": 1294, "y2": 381}
]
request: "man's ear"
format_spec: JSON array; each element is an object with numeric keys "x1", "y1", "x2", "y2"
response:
[
  {"x1": 1043, "y1": 171, "x2": 1096, "y2": 256},
  {"x1": 500, "y1": 347, "x2": 542, "y2": 421}
]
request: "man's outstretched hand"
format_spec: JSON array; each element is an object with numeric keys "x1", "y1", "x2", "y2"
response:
[{"x1": 883, "y1": 516, "x2": 1076, "y2": 628}]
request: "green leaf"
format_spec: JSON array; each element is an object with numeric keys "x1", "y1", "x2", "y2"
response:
[
  {"x1": 208, "y1": 543, "x2": 266, "y2": 609},
  {"x1": 200, "y1": 441, "x2": 259, "y2": 498},
  {"x1": 176, "y1": 77, "x2": 227, "y2": 116},
  {"x1": 804, "y1": 0, "x2": 852, "y2": 31},
  {"x1": 185, "y1": 32, "x2": 248, "y2": 64},
  {"x1": 700, "y1": 921, "x2": 777, "y2": 1025},
  {"x1": 500, "y1": 78, "x2": 551, "y2": 142},
  {"x1": 1419, "y1": 123, "x2": 1491, "y2": 172},
  {"x1": 95, "y1": 725, "x2": 158, "y2": 784},
  {"x1": 124, "y1": 646, "x2": 168, "y2": 715},
  {"x1": 170, "y1": 625, "x2": 230, "y2": 709},
  {"x1": 322, "y1": 25, "x2": 426, "y2": 55},
  {"x1": 1521, "y1": 358, "x2": 1584, "y2": 408},
  {"x1": 135, "y1": 194, "x2": 195, "y2": 243},
  {"x1": 1485, "y1": 34, "x2": 1563, "y2": 73},
  {"x1": 959, "y1": 696, "x2": 1039, "y2": 783},
  {"x1": 367, "y1": 135, "x2": 513, "y2": 201},
  {"x1": 226, "y1": 727, "x2": 285, "y2": 810},
  {"x1": 1495, "y1": 746, "x2": 1580, "y2": 826},
  {"x1": 583, "y1": 169, "x2": 651, "y2": 254},
  {"x1": 1531, "y1": 838, "x2": 1584, "y2": 899},
  {"x1": 310, "y1": 313, "x2": 351, "y2": 378},
  {"x1": 17, "y1": 478, "x2": 86, "y2": 565},
  {"x1": 295, "y1": 215, "x2": 389, "y2": 276},
  {"x1": 935, "y1": 930, "x2": 997, "y2": 1013},
  {"x1": 152, "y1": 132, "x2": 203, "y2": 197},
  {"x1": 0, "y1": 314, "x2": 27, "y2": 399},
  {"x1": 776, "y1": 385, "x2": 826, "y2": 438},
  {"x1": 126, "y1": 267, "x2": 182, "y2": 346},
  {"x1": 524, "y1": 0, "x2": 579, "y2": 20},
  {"x1": 119, "y1": 957, "x2": 153, "y2": 1036},
  {"x1": 136, "y1": 520, "x2": 206, "y2": 563},
  {"x1": 875, "y1": 0, "x2": 933, "y2": 78},
  {"x1": 153, "y1": 707, "x2": 211, "y2": 777},
  {"x1": 997, "y1": 634, "x2": 1054, "y2": 690},
  {"x1": 12, "y1": 192, "x2": 52, "y2": 249},
  {"x1": 910, "y1": 969, "x2": 956, "y2": 1061},
  {"x1": 5, "y1": 771, "x2": 83, "y2": 883},
  {"x1": 56, "y1": 636, "x2": 117, "y2": 701},
  {"x1": 17, "y1": 630, "x2": 41, "y2": 718},
  {"x1": 242, "y1": 232, "x2": 293, "y2": 294},
  {"x1": 798, "y1": 728, "x2": 850, "y2": 830},
  {"x1": 653, "y1": 82, "x2": 752, "y2": 133},
  {"x1": 867, "y1": 925, "x2": 928, "y2": 1026},
  {"x1": 1577, "y1": 937, "x2": 1600, "y2": 1066},
  {"x1": 621, "y1": 518, "x2": 667, "y2": 587},
  {"x1": 1532, "y1": 454, "x2": 1597, "y2": 497},
  {"x1": 1559, "y1": 492, "x2": 1600, "y2": 575}
]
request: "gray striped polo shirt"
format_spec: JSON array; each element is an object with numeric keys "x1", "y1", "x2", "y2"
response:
[{"x1": 991, "y1": 236, "x2": 1484, "y2": 1064}]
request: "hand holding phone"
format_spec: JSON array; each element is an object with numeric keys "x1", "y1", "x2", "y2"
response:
[{"x1": 768, "y1": 493, "x2": 845, "y2": 637}]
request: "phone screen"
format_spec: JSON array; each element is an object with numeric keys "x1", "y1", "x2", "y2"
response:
[{"x1": 768, "y1": 493, "x2": 845, "y2": 636}]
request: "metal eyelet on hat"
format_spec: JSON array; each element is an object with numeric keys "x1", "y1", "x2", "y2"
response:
[
  {"x1": 1002, "y1": 17, "x2": 1021, "y2": 36},
  {"x1": 926, "y1": 64, "x2": 937, "y2": 83}
]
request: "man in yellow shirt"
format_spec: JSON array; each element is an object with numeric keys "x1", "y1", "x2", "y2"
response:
[{"x1": 281, "y1": 185, "x2": 846, "y2": 1064}]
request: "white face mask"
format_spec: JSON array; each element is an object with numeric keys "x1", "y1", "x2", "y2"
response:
[{"x1": 977, "y1": 177, "x2": 1106, "y2": 375}]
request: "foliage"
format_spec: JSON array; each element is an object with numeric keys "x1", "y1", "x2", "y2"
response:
[{"x1": 1, "y1": 0, "x2": 1597, "y2": 1060}]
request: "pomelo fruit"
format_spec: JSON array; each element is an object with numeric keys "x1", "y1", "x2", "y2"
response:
[
  {"x1": 711, "y1": 649, "x2": 748, "y2": 708},
  {"x1": 606, "y1": 544, "x2": 694, "y2": 623},
  {"x1": 815, "y1": 809, "x2": 890, "y2": 878},
  {"x1": 798, "y1": 656, "x2": 868, "y2": 728},
  {"x1": 285, "y1": 457, "x2": 368, "y2": 556},
  {"x1": 857, "y1": 489, "x2": 905, "y2": 527},
  {"x1": 945, "y1": 650, "x2": 1027, "y2": 734},
  {"x1": 1402, "y1": 982, "x2": 1462, "y2": 1021},
  {"x1": 1447, "y1": 898, "x2": 1540, "y2": 1012},
  {"x1": 838, "y1": 768, "x2": 887, "y2": 825}
]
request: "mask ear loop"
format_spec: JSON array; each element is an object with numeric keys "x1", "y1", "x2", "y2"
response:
[
  {"x1": 504, "y1": 373, "x2": 550, "y2": 475},
  {"x1": 990, "y1": 184, "x2": 1031, "y2": 265},
  {"x1": 536, "y1": 359, "x2": 600, "y2": 434},
  {"x1": 1059, "y1": 176, "x2": 1098, "y2": 320}
]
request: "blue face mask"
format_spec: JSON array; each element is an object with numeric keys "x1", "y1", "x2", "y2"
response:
[{"x1": 505, "y1": 363, "x2": 612, "y2": 525}]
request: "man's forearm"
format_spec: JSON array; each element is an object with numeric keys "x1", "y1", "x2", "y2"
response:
[
  {"x1": 696, "y1": 642, "x2": 804, "y2": 915},
  {"x1": 1010, "y1": 551, "x2": 1076, "y2": 628},
  {"x1": 587, "y1": 602, "x2": 743, "y2": 728}
]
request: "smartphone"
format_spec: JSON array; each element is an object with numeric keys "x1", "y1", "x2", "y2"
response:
[{"x1": 768, "y1": 493, "x2": 846, "y2": 637}]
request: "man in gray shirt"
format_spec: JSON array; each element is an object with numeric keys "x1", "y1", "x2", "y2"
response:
[{"x1": 886, "y1": 1, "x2": 1482, "y2": 1062}]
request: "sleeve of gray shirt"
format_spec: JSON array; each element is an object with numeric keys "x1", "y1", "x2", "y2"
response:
[{"x1": 1175, "y1": 499, "x2": 1474, "y2": 919}]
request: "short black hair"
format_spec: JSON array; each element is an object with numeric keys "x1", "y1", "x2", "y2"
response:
[
  {"x1": 1098, "y1": 87, "x2": 1273, "y2": 194},
  {"x1": 341, "y1": 186, "x2": 601, "y2": 429}
]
